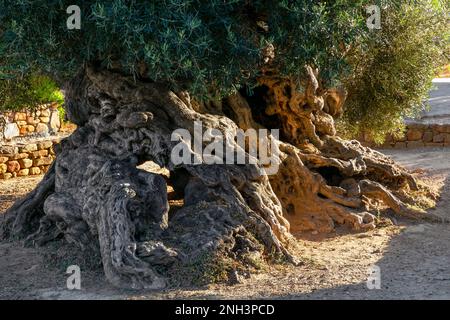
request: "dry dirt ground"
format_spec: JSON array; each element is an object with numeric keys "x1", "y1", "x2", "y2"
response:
[{"x1": 0, "y1": 147, "x2": 450, "y2": 300}]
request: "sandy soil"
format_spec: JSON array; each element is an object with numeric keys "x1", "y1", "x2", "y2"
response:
[{"x1": 1, "y1": 147, "x2": 449, "y2": 300}]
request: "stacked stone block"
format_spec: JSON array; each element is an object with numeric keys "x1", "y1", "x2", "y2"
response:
[
  {"x1": 0, "y1": 140, "x2": 58, "y2": 179},
  {"x1": 360, "y1": 123, "x2": 450, "y2": 149},
  {"x1": 0, "y1": 103, "x2": 61, "y2": 140}
]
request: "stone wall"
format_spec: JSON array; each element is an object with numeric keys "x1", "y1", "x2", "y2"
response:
[
  {"x1": 0, "y1": 103, "x2": 61, "y2": 141},
  {"x1": 0, "y1": 139, "x2": 58, "y2": 179},
  {"x1": 360, "y1": 122, "x2": 450, "y2": 149}
]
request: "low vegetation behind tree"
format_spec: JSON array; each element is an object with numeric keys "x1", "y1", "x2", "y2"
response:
[{"x1": 339, "y1": 0, "x2": 449, "y2": 143}]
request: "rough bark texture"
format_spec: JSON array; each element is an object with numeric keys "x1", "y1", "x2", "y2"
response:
[
  {"x1": 1, "y1": 67, "x2": 295, "y2": 289},
  {"x1": 1, "y1": 66, "x2": 438, "y2": 289},
  {"x1": 255, "y1": 68, "x2": 439, "y2": 233}
]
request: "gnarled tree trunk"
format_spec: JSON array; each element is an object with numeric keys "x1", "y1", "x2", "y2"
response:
[{"x1": 1, "y1": 65, "x2": 438, "y2": 289}]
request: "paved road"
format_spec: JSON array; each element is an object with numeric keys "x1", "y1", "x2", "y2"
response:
[{"x1": 407, "y1": 78, "x2": 450, "y2": 125}]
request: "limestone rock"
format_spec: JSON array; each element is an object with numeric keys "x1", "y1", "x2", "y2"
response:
[
  {"x1": 7, "y1": 161, "x2": 20, "y2": 173},
  {"x1": 14, "y1": 112, "x2": 27, "y2": 121},
  {"x1": 11, "y1": 153, "x2": 29, "y2": 160},
  {"x1": 19, "y1": 144, "x2": 38, "y2": 153},
  {"x1": 40, "y1": 110, "x2": 51, "y2": 117},
  {"x1": 19, "y1": 158, "x2": 33, "y2": 169},
  {"x1": 33, "y1": 156, "x2": 53, "y2": 167},
  {"x1": 17, "y1": 169, "x2": 29, "y2": 176},
  {"x1": 27, "y1": 117, "x2": 39, "y2": 125},
  {"x1": 19, "y1": 126, "x2": 28, "y2": 135},
  {"x1": 49, "y1": 111, "x2": 61, "y2": 132},
  {"x1": 38, "y1": 141, "x2": 53, "y2": 150},
  {"x1": 36, "y1": 123, "x2": 49, "y2": 134},
  {"x1": 29, "y1": 167, "x2": 41, "y2": 175},
  {"x1": 0, "y1": 146, "x2": 18, "y2": 154},
  {"x1": 3, "y1": 123, "x2": 20, "y2": 140},
  {"x1": 433, "y1": 124, "x2": 450, "y2": 134},
  {"x1": 1, "y1": 172, "x2": 13, "y2": 179},
  {"x1": 31, "y1": 150, "x2": 49, "y2": 158},
  {"x1": 406, "y1": 129, "x2": 423, "y2": 141}
]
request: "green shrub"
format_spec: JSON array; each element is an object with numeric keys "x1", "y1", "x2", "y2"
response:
[
  {"x1": 0, "y1": 74, "x2": 64, "y2": 111},
  {"x1": 339, "y1": 0, "x2": 449, "y2": 144}
]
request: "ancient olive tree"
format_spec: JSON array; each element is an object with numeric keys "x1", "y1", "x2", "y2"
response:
[{"x1": 0, "y1": 1, "x2": 441, "y2": 289}]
